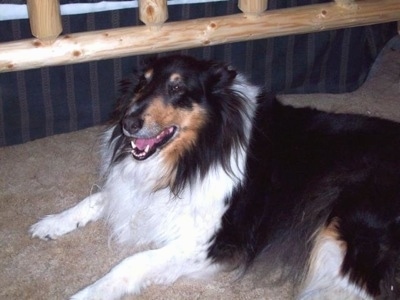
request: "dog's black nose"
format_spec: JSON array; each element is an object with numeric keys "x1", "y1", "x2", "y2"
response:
[{"x1": 122, "y1": 114, "x2": 144, "y2": 135}]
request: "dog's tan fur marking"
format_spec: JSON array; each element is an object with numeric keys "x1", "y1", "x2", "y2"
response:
[
  {"x1": 169, "y1": 73, "x2": 182, "y2": 82},
  {"x1": 144, "y1": 69, "x2": 153, "y2": 80},
  {"x1": 140, "y1": 97, "x2": 207, "y2": 190},
  {"x1": 162, "y1": 104, "x2": 207, "y2": 166}
]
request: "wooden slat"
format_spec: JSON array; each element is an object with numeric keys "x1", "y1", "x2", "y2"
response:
[
  {"x1": 335, "y1": 0, "x2": 357, "y2": 9},
  {"x1": 238, "y1": 0, "x2": 268, "y2": 17},
  {"x1": 1, "y1": 0, "x2": 399, "y2": 73},
  {"x1": 27, "y1": 0, "x2": 62, "y2": 43},
  {"x1": 139, "y1": 0, "x2": 168, "y2": 31}
]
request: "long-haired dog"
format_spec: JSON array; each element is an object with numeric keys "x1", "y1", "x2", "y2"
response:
[{"x1": 30, "y1": 55, "x2": 400, "y2": 299}]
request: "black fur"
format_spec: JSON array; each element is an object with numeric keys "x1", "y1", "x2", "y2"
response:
[{"x1": 208, "y1": 94, "x2": 400, "y2": 297}]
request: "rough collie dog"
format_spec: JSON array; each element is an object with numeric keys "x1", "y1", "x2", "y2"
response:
[{"x1": 30, "y1": 55, "x2": 400, "y2": 299}]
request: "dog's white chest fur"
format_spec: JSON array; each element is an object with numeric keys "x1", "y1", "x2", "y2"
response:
[{"x1": 102, "y1": 152, "x2": 240, "y2": 248}]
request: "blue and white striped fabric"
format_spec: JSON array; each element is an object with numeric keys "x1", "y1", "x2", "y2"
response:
[{"x1": 0, "y1": 0, "x2": 397, "y2": 146}]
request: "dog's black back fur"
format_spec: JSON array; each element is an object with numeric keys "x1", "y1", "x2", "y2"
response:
[{"x1": 209, "y1": 95, "x2": 400, "y2": 297}]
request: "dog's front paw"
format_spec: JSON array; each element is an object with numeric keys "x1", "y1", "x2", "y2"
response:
[
  {"x1": 30, "y1": 213, "x2": 79, "y2": 240},
  {"x1": 30, "y1": 194, "x2": 105, "y2": 241},
  {"x1": 70, "y1": 261, "x2": 142, "y2": 300}
]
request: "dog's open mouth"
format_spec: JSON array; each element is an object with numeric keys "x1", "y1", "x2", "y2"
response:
[{"x1": 130, "y1": 126, "x2": 176, "y2": 160}]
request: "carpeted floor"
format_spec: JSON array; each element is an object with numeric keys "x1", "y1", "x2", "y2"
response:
[{"x1": 1, "y1": 35, "x2": 399, "y2": 300}]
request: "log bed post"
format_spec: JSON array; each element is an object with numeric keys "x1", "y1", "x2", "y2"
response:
[
  {"x1": 26, "y1": 0, "x2": 62, "y2": 44},
  {"x1": 335, "y1": 0, "x2": 400, "y2": 34},
  {"x1": 238, "y1": 0, "x2": 268, "y2": 17},
  {"x1": 139, "y1": 0, "x2": 168, "y2": 31}
]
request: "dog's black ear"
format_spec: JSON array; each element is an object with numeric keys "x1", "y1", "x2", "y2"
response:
[
  {"x1": 141, "y1": 55, "x2": 158, "y2": 69},
  {"x1": 206, "y1": 63, "x2": 237, "y2": 91}
]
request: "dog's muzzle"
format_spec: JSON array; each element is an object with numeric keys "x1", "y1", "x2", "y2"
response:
[{"x1": 122, "y1": 114, "x2": 177, "y2": 160}]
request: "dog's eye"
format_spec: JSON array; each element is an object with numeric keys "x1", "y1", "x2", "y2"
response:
[{"x1": 169, "y1": 83, "x2": 185, "y2": 95}]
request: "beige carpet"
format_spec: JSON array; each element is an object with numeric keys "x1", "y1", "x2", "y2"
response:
[{"x1": 1, "y1": 35, "x2": 399, "y2": 300}]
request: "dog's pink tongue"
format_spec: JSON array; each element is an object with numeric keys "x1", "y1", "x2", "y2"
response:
[{"x1": 135, "y1": 138, "x2": 156, "y2": 151}]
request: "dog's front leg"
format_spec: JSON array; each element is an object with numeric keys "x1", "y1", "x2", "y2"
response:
[
  {"x1": 30, "y1": 192, "x2": 105, "y2": 240},
  {"x1": 71, "y1": 242, "x2": 210, "y2": 300}
]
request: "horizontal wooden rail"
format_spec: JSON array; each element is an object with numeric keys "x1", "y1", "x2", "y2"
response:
[{"x1": 1, "y1": 0, "x2": 399, "y2": 72}]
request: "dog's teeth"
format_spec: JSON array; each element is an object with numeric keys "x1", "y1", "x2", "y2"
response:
[
  {"x1": 131, "y1": 141, "x2": 136, "y2": 149},
  {"x1": 144, "y1": 145, "x2": 150, "y2": 153}
]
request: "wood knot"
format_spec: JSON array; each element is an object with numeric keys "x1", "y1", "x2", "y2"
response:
[
  {"x1": 146, "y1": 5, "x2": 155, "y2": 17},
  {"x1": 209, "y1": 22, "x2": 217, "y2": 29}
]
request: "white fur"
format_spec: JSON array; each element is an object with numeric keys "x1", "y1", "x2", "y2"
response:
[
  {"x1": 30, "y1": 76, "x2": 259, "y2": 300},
  {"x1": 31, "y1": 143, "x2": 239, "y2": 300},
  {"x1": 299, "y1": 230, "x2": 372, "y2": 300},
  {"x1": 232, "y1": 74, "x2": 260, "y2": 105},
  {"x1": 30, "y1": 193, "x2": 104, "y2": 240}
]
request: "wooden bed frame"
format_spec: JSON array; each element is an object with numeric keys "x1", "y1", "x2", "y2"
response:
[{"x1": 0, "y1": 0, "x2": 399, "y2": 73}]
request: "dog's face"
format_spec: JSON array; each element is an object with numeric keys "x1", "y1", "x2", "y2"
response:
[{"x1": 120, "y1": 55, "x2": 237, "y2": 162}]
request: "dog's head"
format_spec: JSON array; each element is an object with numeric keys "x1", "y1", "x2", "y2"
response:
[
  {"x1": 117, "y1": 55, "x2": 238, "y2": 162},
  {"x1": 109, "y1": 55, "x2": 258, "y2": 193}
]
